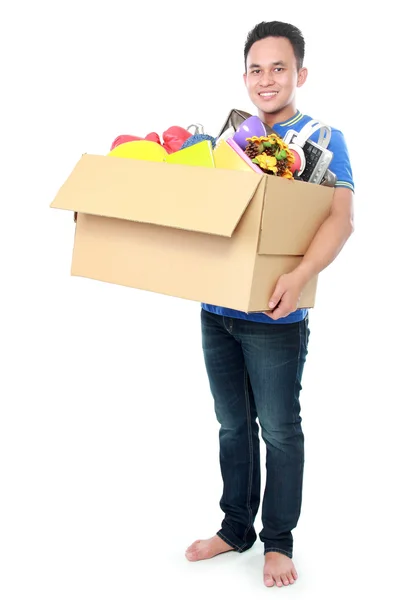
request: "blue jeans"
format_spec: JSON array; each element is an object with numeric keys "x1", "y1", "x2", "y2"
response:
[{"x1": 201, "y1": 308, "x2": 310, "y2": 558}]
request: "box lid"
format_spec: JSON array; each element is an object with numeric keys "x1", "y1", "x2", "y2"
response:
[{"x1": 50, "y1": 153, "x2": 263, "y2": 237}]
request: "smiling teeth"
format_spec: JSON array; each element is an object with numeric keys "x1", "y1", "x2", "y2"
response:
[{"x1": 260, "y1": 92, "x2": 277, "y2": 96}]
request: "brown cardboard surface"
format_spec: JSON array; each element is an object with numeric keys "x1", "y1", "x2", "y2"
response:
[
  {"x1": 248, "y1": 254, "x2": 318, "y2": 312},
  {"x1": 70, "y1": 180, "x2": 266, "y2": 312},
  {"x1": 51, "y1": 152, "x2": 333, "y2": 312},
  {"x1": 51, "y1": 154, "x2": 263, "y2": 237},
  {"x1": 258, "y1": 175, "x2": 333, "y2": 255}
]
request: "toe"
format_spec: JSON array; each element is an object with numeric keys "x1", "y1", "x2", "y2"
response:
[
  {"x1": 292, "y1": 568, "x2": 298, "y2": 580},
  {"x1": 264, "y1": 573, "x2": 275, "y2": 588},
  {"x1": 185, "y1": 551, "x2": 198, "y2": 562},
  {"x1": 282, "y1": 574, "x2": 290, "y2": 586},
  {"x1": 185, "y1": 546, "x2": 199, "y2": 560},
  {"x1": 275, "y1": 576, "x2": 283, "y2": 587}
]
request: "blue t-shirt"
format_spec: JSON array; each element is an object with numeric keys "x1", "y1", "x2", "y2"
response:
[{"x1": 202, "y1": 109, "x2": 355, "y2": 324}]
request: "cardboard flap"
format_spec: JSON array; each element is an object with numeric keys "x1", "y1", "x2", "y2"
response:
[
  {"x1": 50, "y1": 154, "x2": 263, "y2": 237},
  {"x1": 258, "y1": 176, "x2": 334, "y2": 255}
]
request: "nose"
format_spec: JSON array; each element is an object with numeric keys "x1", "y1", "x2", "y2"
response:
[{"x1": 259, "y1": 71, "x2": 274, "y2": 87}]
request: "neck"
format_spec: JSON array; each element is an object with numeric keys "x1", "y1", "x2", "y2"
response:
[{"x1": 258, "y1": 104, "x2": 298, "y2": 128}]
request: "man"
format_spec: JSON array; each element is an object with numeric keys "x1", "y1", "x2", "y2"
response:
[{"x1": 185, "y1": 21, "x2": 354, "y2": 588}]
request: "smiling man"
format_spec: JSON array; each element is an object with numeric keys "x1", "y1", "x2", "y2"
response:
[{"x1": 185, "y1": 21, "x2": 355, "y2": 588}]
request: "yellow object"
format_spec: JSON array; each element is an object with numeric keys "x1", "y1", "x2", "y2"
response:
[
  {"x1": 165, "y1": 140, "x2": 215, "y2": 168},
  {"x1": 255, "y1": 154, "x2": 278, "y2": 173},
  {"x1": 108, "y1": 139, "x2": 215, "y2": 168},
  {"x1": 213, "y1": 140, "x2": 255, "y2": 172},
  {"x1": 108, "y1": 140, "x2": 167, "y2": 162}
]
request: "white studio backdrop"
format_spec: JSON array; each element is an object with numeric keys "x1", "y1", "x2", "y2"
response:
[{"x1": 0, "y1": 1, "x2": 398, "y2": 599}]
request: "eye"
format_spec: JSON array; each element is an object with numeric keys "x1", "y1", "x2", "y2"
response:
[
  {"x1": 251, "y1": 69, "x2": 261, "y2": 74},
  {"x1": 274, "y1": 67, "x2": 284, "y2": 72}
]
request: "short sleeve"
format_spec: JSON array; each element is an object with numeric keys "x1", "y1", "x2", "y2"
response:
[
  {"x1": 309, "y1": 126, "x2": 354, "y2": 191},
  {"x1": 326, "y1": 129, "x2": 355, "y2": 192}
]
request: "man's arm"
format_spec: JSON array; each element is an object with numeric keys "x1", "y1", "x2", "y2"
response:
[{"x1": 266, "y1": 187, "x2": 354, "y2": 320}]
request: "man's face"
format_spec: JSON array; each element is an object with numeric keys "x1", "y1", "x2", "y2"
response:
[{"x1": 243, "y1": 36, "x2": 307, "y2": 120}]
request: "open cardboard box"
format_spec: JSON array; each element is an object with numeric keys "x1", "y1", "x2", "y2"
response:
[{"x1": 50, "y1": 152, "x2": 333, "y2": 312}]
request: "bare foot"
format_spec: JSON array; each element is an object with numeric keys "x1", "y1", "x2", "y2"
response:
[
  {"x1": 185, "y1": 535, "x2": 234, "y2": 562},
  {"x1": 264, "y1": 552, "x2": 298, "y2": 587}
]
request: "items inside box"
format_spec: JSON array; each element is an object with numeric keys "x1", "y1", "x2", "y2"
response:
[{"x1": 107, "y1": 110, "x2": 336, "y2": 187}]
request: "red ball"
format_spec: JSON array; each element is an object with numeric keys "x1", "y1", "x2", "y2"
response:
[
  {"x1": 110, "y1": 134, "x2": 143, "y2": 150},
  {"x1": 290, "y1": 149, "x2": 302, "y2": 173}
]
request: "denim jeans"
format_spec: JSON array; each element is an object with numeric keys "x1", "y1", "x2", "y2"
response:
[{"x1": 201, "y1": 308, "x2": 310, "y2": 558}]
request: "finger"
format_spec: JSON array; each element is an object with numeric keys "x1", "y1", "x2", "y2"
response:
[
  {"x1": 268, "y1": 302, "x2": 290, "y2": 320},
  {"x1": 269, "y1": 310, "x2": 289, "y2": 320},
  {"x1": 268, "y1": 281, "x2": 285, "y2": 309},
  {"x1": 268, "y1": 294, "x2": 283, "y2": 310}
]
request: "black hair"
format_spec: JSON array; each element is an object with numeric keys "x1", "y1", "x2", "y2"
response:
[{"x1": 244, "y1": 21, "x2": 305, "y2": 71}]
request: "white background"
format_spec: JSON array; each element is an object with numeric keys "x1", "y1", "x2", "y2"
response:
[{"x1": 0, "y1": 1, "x2": 398, "y2": 598}]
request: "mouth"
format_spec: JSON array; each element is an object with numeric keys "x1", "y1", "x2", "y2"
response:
[{"x1": 258, "y1": 91, "x2": 278, "y2": 100}]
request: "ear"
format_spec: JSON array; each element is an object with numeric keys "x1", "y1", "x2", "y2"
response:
[
  {"x1": 297, "y1": 67, "x2": 308, "y2": 88},
  {"x1": 243, "y1": 72, "x2": 248, "y2": 86}
]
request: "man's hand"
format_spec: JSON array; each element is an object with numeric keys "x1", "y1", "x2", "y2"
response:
[
  {"x1": 265, "y1": 271, "x2": 305, "y2": 320},
  {"x1": 265, "y1": 187, "x2": 355, "y2": 320}
]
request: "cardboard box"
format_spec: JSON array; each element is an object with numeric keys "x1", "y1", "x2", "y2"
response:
[{"x1": 50, "y1": 153, "x2": 333, "y2": 312}]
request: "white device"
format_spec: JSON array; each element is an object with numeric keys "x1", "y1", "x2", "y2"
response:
[
  {"x1": 187, "y1": 123, "x2": 205, "y2": 135},
  {"x1": 283, "y1": 120, "x2": 334, "y2": 185}
]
